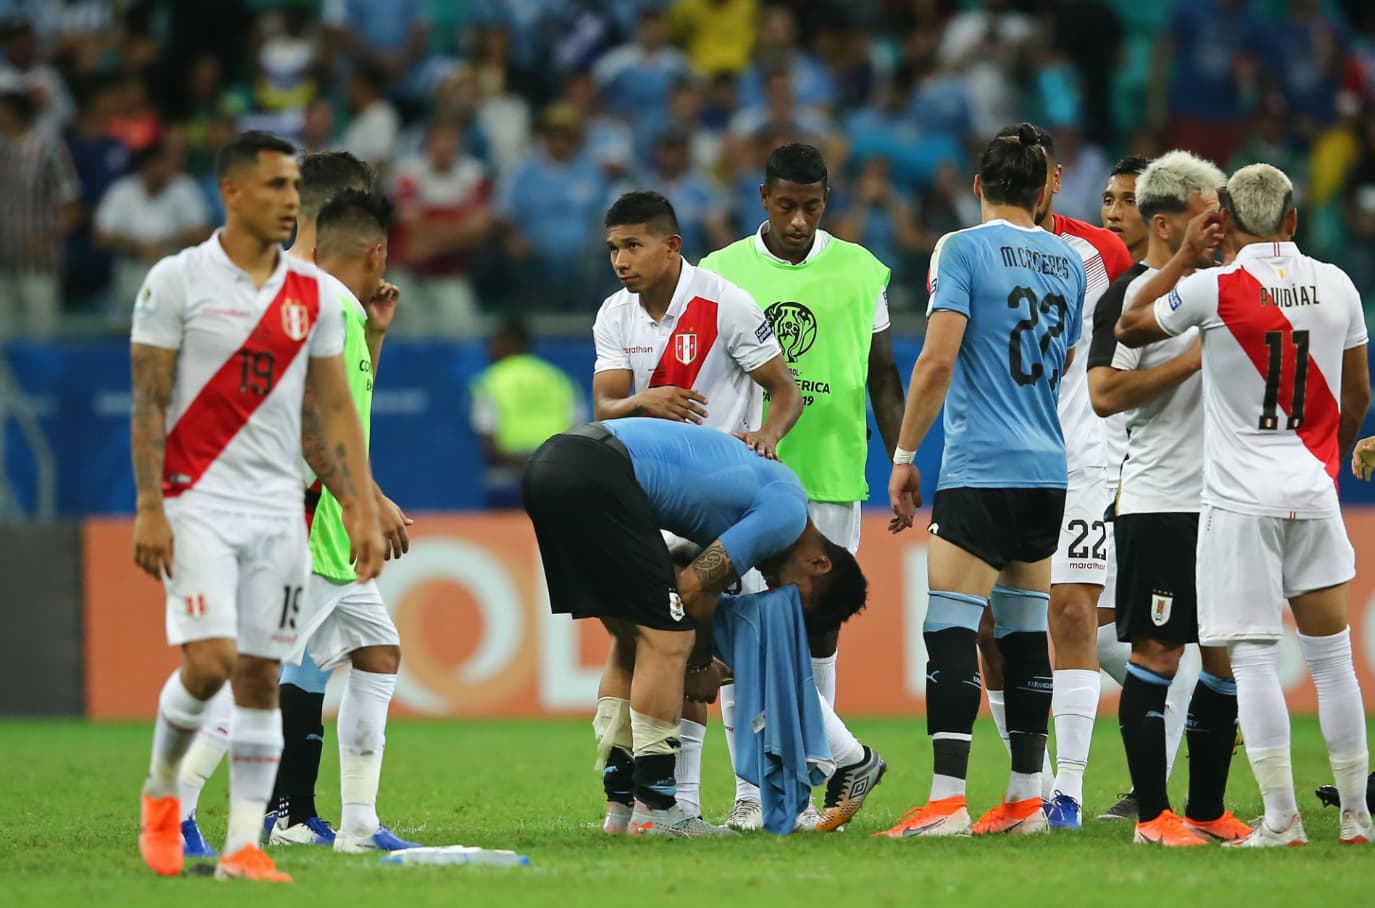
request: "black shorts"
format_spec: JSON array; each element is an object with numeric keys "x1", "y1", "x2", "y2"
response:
[
  {"x1": 520, "y1": 424, "x2": 689, "y2": 632},
  {"x1": 928, "y1": 487, "x2": 1066, "y2": 570},
  {"x1": 1115, "y1": 512, "x2": 1199, "y2": 644}
]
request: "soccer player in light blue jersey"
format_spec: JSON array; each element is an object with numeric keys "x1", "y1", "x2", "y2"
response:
[
  {"x1": 878, "y1": 124, "x2": 1086, "y2": 839},
  {"x1": 520, "y1": 419, "x2": 868, "y2": 837}
]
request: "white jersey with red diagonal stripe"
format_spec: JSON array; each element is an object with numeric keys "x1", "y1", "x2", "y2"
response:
[
  {"x1": 130, "y1": 232, "x2": 345, "y2": 517},
  {"x1": 1153, "y1": 241, "x2": 1368, "y2": 518},
  {"x1": 593, "y1": 259, "x2": 782, "y2": 435}
]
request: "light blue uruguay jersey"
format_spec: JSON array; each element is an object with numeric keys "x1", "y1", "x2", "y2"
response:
[
  {"x1": 926, "y1": 219, "x2": 1086, "y2": 491},
  {"x1": 603, "y1": 418, "x2": 808, "y2": 574}
]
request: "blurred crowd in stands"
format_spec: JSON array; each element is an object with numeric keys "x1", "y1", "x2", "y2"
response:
[{"x1": 2, "y1": 0, "x2": 1375, "y2": 337}]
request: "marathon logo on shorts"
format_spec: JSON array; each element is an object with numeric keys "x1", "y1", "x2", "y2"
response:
[
  {"x1": 1151, "y1": 591, "x2": 1173, "y2": 627},
  {"x1": 185, "y1": 594, "x2": 206, "y2": 617},
  {"x1": 674, "y1": 332, "x2": 698, "y2": 365},
  {"x1": 669, "y1": 591, "x2": 685, "y2": 622},
  {"x1": 281, "y1": 298, "x2": 311, "y2": 341}
]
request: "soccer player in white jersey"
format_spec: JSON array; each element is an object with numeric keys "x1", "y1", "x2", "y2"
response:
[
  {"x1": 976, "y1": 124, "x2": 1132, "y2": 828},
  {"x1": 1088, "y1": 150, "x2": 1251, "y2": 846},
  {"x1": 1117, "y1": 163, "x2": 1374, "y2": 847},
  {"x1": 131, "y1": 131, "x2": 383, "y2": 882},
  {"x1": 591, "y1": 190, "x2": 801, "y2": 832}
]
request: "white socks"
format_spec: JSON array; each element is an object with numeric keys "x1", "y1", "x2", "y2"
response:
[
  {"x1": 721, "y1": 682, "x2": 760, "y2": 802},
  {"x1": 812, "y1": 652, "x2": 838, "y2": 707},
  {"x1": 1298, "y1": 628, "x2": 1370, "y2": 816},
  {"x1": 1164, "y1": 644, "x2": 1200, "y2": 779},
  {"x1": 1051, "y1": 669, "x2": 1099, "y2": 803},
  {"x1": 674, "y1": 719, "x2": 706, "y2": 817},
  {"x1": 226, "y1": 706, "x2": 283, "y2": 855},
  {"x1": 147, "y1": 671, "x2": 211, "y2": 799},
  {"x1": 338, "y1": 669, "x2": 396, "y2": 836},
  {"x1": 178, "y1": 685, "x2": 234, "y2": 820},
  {"x1": 988, "y1": 689, "x2": 1012, "y2": 754},
  {"x1": 819, "y1": 689, "x2": 864, "y2": 767},
  {"x1": 1007, "y1": 770, "x2": 1042, "y2": 803},
  {"x1": 1230, "y1": 640, "x2": 1297, "y2": 828},
  {"x1": 1096, "y1": 624, "x2": 1130, "y2": 685}
]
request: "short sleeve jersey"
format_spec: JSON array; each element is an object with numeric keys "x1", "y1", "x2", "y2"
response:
[
  {"x1": 1051, "y1": 213, "x2": 1133, "y2": 475},
  {"x1": 130, "y1": 232, "x2": 345, "y2": 517},
  {"x1": 603, "y1": 418, "x2": 809, "y2": 573},
  {"x1": 926, "y1": 220, "x2": 1086, "y2": 490},
  {"x1": 593, "y1": 259, "x2": 781, "y2": 435},
  {"x1": 1090, "y1": 266, "x2": 1203, "y2": 515},
  {"x1": 1153, "y1": 241, "x2": 1368, "y2": 517}
]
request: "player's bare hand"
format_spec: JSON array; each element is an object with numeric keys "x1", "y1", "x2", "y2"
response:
[
  {"x1": 1352, "y1": 436, "x2": 1375, "y2": 480},
  {"x1": 1183, "y1": 207, "x2": 1224, "y2": 258},
  {"x1": 364, "y1": 281, "x2": 400, "y2": 335},
  {"x1": 376, "y1": 491, "x2": 413, "y2": 560},
  {"x1": 888, "y1": 463, "x2": 922, "y2": 534},
  {"x1": 732, "y1": 429, "x2": 780, "y2": 459},
  {"x1": 344, "y1": 505, "x2": 386, "y2": 581},
  {"x1": 684, "y1": 660, "x2": 725, "y2": 704},
  {"x1": 636, "y1": 386, "x2": 708, "y2": 423},
  {"x1": 133, "y1": 505, "x2": 175, "y2": 579}
]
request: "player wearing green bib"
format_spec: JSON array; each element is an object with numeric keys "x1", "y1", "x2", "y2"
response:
[{"x1": 699, "y1": 144, "x2": 905, "y2": 833}]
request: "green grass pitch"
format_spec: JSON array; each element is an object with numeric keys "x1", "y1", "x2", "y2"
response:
[{"x1": 3, "y1": 716, "x2": 1370, "y2": 908}]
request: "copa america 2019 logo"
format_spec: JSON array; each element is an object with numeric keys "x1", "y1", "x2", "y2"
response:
[{"x1": 764, "y1": 301, "x2": 818, "y2": 362}]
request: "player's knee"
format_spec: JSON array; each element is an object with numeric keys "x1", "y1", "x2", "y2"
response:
[
  {"x1": 231, "y1": 654, "x2": 282, "y2": 707},
  {"x1": 1130, "y1": 639, "x2": 1183, "y2": 677},
  {"x1": 1199, "y1": 645, "x2": 1233, "y2": 682},
  {"x1": 1049, "y1": 585, "x2": 1099, "y2": 645},
  {"x1": 351, "y1": 644, "x2": 400, "y2": 675},
  {"x1": 180, "y1": 639, "x2": 235, "y2": 698}
]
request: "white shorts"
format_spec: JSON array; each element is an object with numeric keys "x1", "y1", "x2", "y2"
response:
[
  {"x1": 287, "y1": 575, "x2": 400, "y2": 670},
  {"x1": 809, "y1": 500, "x2": 861, "y2": 555},
  {"x1": 163, "y1": 502, "x2": 311, "y2": 661},
  {"x1": 1051, "y1": 469, "x2": 1111, "y2": 588},
  {"x1": 1196, "y1": 505, "x2": 1356, "y2": 645}
]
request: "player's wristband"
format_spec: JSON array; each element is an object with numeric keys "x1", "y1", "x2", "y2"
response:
[{"x1": 893, "y1": 447, "x2": 916, "y2": 465}]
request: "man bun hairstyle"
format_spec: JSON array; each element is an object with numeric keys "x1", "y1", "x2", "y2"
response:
[{"x1": 979, "y1": 123, "x2": 1048, "y2": 212}]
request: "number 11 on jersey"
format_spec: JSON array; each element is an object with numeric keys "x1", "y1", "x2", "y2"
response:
[{"x1": 1259, "y1": 329, "x2": 1309, "y2": 431}]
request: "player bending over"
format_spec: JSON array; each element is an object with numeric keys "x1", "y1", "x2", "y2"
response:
[
  {"x1": 879, "y1": 125, "x2": 1084, "y2": 838},
  {"x1": 1117, "y1": 163, "x2": 1373, "y2": 846},
  {"x1": 521, "y1": 418, "x2": 866, "y2": 837}
]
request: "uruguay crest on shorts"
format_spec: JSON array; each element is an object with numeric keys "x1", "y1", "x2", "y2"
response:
[
  {"x1": 674, "y1": 332, "x2": 698, "y2": 365},
  {"x1": 1151, "y1": 592, "x2": 1173, "y2": 627},
  {"x1": 281, "y1": 298, "x2": 311, "y2": 341}
]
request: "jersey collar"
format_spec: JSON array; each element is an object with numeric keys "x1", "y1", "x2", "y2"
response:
[
  {"x1": 206, "y1": 228, "x2": 289, "y2": 287},
  {"x1": 637, "y1": 256, "x2": 696, "y2": 325},
  {"x1": 753, "y1": 222, "x2": 831, "y2": 265},
  {"x1": 1235, "y1": 241, "x2": 1300, "y2": 261}
]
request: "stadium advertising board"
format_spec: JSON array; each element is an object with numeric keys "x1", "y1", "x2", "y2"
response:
[{"x1": 84, "y1": 511, "x2": 1375, "y2": 718}]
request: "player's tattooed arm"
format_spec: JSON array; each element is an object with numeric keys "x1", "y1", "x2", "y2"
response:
[
  {"x1": 130, "y1": 343, "x2": 178, "y2": 578},
  {"x1": 299, "y1": 383, "x2": 334, "y2": 487},
  {"x1": 306, "y1": 353, "x2": 385, "y2": 579},
  {"x1": 129, "y1": 344, "x2": 177, "y2": 507},
  {"x1": 678, "y1": 541, "x2": 739, "y2": 670}
]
